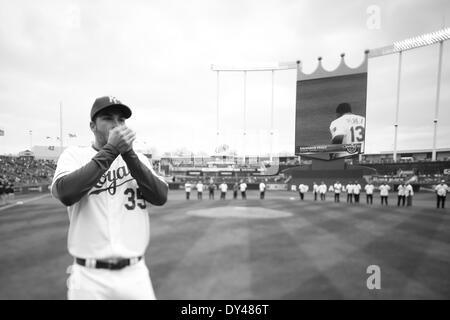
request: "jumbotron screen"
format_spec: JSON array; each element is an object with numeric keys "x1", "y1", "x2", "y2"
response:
[{"x1": 295, "y1": 72, "x2": 367, "y2": 160}]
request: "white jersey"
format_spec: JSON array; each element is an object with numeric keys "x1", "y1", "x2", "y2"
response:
[
  {"x1": 51, "y1": 146, "x2": 167, "y2": 260},
  {"x1": 319, "y1": 184, "x2": 327, "y2": 194},
  {"x1": 313, "y1": 184, "x2": 319, "y2": 193},
  {"x1": 405, "y1": 184, "x2": 414, "y2": 196},
  {"x1": 333, "y1": 183, "x2": 342, "y2": 194},
  {"x1": 364, "y1": 184, "x2": 375, "y2": 195},
  {"x1": 220, "y1": 183, "x2": 228, "y2": 192},
  {"x1": 328, "y1": 185, "x2": 334, "y2": 193},
  {"x1": 397, "y1": 185, "x2": 406, "y2": 196},
  {"x1": 298, "y1": 184, "x2": 309, "y2": 193},
  {"x1": 240, "y1": 183, "x2": 247, "y2": 192},
  {"x1": 353, "y1": 184, "x2": 362, "y2": 195},
  {"x1": 345, "y1": 184, "x2": 354, "y2": 194},
  {"x1": 379, "y1": 185, "x2": 391, "y2": 196},
  {"x1": 259, "y1": 182, "x2": 266, "y2": 192},
  {"x1": 329, "y1": 113, "x2": 366, "y2": 145},
  {"x1": 185, "y1": 183, "x2": 191, "y2": 192},
  {"x1": 435, "y1": 183, "x2": 448, "y2": 196},
  {"x1": 196, "y1": 183, "x2": 204, "y2": 192}
]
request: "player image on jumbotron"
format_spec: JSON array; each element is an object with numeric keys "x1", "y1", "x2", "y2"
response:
[
  {"x1": 329, "y1": 102, "x2": 365, "y2": 159},
  {"x1": 295, "y1": 54, "x2": 368, "y2": 160}
]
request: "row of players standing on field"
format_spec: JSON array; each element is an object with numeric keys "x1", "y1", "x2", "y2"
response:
[
  {"x1": 182, "y1": 179, "x2": 448, "y2": 209},
  {"x1": 298, "y1": 180, "x2": 448, "y2": 208},
  {"x1": 184, "y1": 180, "x2": 267, "y2": 200},
  {"x1": 298, "y1": 181, "x2": 410, "y2": 206}
]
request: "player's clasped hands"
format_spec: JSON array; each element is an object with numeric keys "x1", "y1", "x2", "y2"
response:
[{"x1": 108, "y1": 125, "x2": 136, "y2": 154}]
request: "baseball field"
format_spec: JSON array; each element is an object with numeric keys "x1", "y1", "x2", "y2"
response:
[{"x1": 0, "y1": 190, "x2": 449, "y2": 300}]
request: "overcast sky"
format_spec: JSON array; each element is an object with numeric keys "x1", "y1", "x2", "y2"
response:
[{"x1": 0, "y1": 0, "x2": 449, "y2": 157}]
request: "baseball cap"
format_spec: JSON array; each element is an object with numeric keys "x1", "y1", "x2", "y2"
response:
[{"x1": 90, "y1": 96, "x2": 132, "y2": 121}]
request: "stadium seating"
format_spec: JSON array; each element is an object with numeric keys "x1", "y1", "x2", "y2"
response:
[{"x1": 0, "y1": 156, "x2": 56, "y2": 186}]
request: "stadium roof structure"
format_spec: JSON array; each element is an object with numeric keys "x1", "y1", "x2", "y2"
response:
[
  {"x1": 378, "y1": 148, "x2": 450, "y2": 155},
  {"x1": 369, "y1": 27, "x2": 450, "y2": 58},
  {"x1": 297, "y1": 52, "x2": 368, "y2": 81}
]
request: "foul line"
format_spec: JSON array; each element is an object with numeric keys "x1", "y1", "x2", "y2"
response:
[{"x1": 0, "y1": 194, "x2": 51, "y2": 212}]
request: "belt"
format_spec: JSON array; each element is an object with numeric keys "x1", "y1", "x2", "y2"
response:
[{"x1": 75, "y1": 256, "x2": 142, "y2": 270}]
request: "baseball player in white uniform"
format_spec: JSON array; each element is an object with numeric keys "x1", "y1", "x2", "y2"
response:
[
  {"x1": 333, "y1": 181, "x2": 342, "y2": 203},
  {"x1": 51, "y1": 96, "x2": 168, "y2": 300},
  {"x1": 219, "y1": 181, "x2": 228, "y2": 200},
  {"x1": 196, "y1": 181, "x2": 204, "y2": 200},
  {"x1": 259, "y1": 181, "x2": 266, "y2": 199},
  {"x1": 329, "y1": 103, "x2": 365, "y2": 159},
  {"x1": 345, "y1": 182, "x2": 354, "y2": 203},
  {"x1": 240, "y1": 180, "x2": 247, "y2": 199},
  {"x1": 405, "y1": 182, "x2": 414, "y2": 206},
  {"x1": 298, "y1": 183, "x2": 309, "y2": 200},
  {"x1": 319, "y1": 181, "x2": 327, "y2": 201},
  {"x1": 397, "y1": 182, "x2": 406, "y2": 207},
  {"x1": 435, "y1": 180, "x2": 448, "y2": 209},
  {"x1": 312, "y1": 182, "x2": 319, "y2": 201},
  {"x1": 379, "y1": 183, "x2": 391, "y2": 206},
  {"x1": 364, "y1": 182, "x2": 375, "y2": 205},
  {"x1": 185, "y1": 181, "x2": 192, "y2": 200}
]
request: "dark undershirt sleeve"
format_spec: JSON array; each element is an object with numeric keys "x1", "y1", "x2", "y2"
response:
[
  {"x1": 54, "y1": 144, "x2": 120, "y2": 206},
  {"x1": 121, "y1": 149, "x2": 168, "y2": 206}
]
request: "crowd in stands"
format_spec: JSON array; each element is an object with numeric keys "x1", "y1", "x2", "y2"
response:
[{"x1": 0, "y1": 156, "x2": 56, "y2": 186}]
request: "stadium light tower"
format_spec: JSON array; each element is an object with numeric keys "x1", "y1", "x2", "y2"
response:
[
  {"x1": 369, "y1": 27, "x2": 450, "y2": 162},
  {"x1": 368, "y1": 28, "x2": 450, "y2": 58}
]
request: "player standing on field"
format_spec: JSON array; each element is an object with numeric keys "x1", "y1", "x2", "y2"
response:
[
  {"x1": 397, "y1": 181, "x2": 406, "y2": 207},
  {"x1": 184, "y1": 181, "x2": 191, "y2": 200},
  {"x1": 379, "y1": 182, "x2": 391, "y2": 206},
  {"x1": 312, "y1": 182, "x2": 318, "y2": 201},
  {"x1": 298, "y1": 183, "x2": 308, "y2": 200},
  {"x1": 364, "y1": 181, "x2": 375, "y2": 205},
  {"x1": 259, "y1": 180, "x2": 266, "y2": 199},
  {"x1": 435, "y1": 180, "x2": 448, "y2": 209},
  {"x1": 51, "y1": 96, "x2": 168, "y2": 300},
  {"x1": 333, "y1": 181, "x2": 342, "y2": 203},
  {"x1": 353, "y1": 181, "x2": 362, "y2": 203},
  {"x1": 240, "y1": 180, "x2": 247, "y2": 200},
  {"x1": 219, "y1": 181, "x2": 228, "y2": 200},
  {"x1": 319, "y1": 181, "x2": 327, "y2": 201},
  {"x1": 405, "y1": 182, "x2": 414, "y2": 206},
  {"x1": 345, "y1": 182, "x2": 354, "y2": 203},
  {"x1": 196, "y1": 180, "x2": 203, "y2": 200}
]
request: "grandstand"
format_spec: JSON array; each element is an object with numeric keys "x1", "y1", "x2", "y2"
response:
[
  {"x1": 0, "y1": 155, "x2": 56, "y2": 186},
  {"x1": 1, "y1": 146, "x2": 448, "y2": 195},
  {"x1": 161, "y1": 148, "x2": 450, "y2": 192}
]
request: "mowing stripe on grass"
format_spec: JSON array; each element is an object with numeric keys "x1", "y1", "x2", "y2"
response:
[{"x1": 0, "y1": 194, "x2": 51, "y2": 213}]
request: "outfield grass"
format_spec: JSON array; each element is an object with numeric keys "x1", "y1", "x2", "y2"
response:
[{"x1": 0, "y1": 190, "x2": 449, "y2": 299}]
